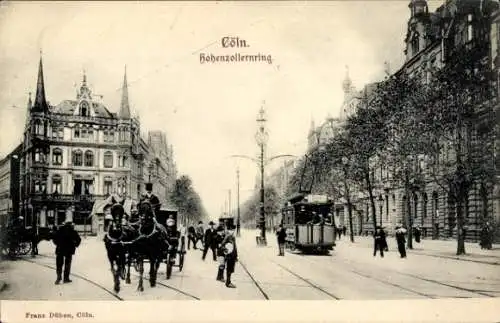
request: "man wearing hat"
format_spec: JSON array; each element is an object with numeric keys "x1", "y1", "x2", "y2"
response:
[
  {"x1": 144, "y1": 183, "x2": 161, "y2": 214},
  {"x1": 52, "y1": 220, "x2": 81, "y2": 284},
  {"x1": 202, "y1": 221, "x2": 217, "y2": 261},
  {"x1": 217, "y1": 224, "x2": 238, "y2": 288}
]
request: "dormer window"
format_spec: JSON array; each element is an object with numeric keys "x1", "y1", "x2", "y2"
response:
[{"x1": 80, "y1": 101, "x2": 89, "y2": 117}]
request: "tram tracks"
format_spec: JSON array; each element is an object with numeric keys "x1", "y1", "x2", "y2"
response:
[
  {"x1": 29, "y1": 254, "x2": 200, "y2": 300},
  {"x1": 296, "y1": 253, "x2": 498, "y2": 299},
  {"x1": 21, "y1": 257, "x2": 124, "y2": 301}
]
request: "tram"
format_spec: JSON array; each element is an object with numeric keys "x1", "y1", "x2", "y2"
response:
[
  {"x1": 218, "y1": 216, "x2": 235, "y2": 230},
  {"x1": 281, "y1": 194, "x2": 336, "y2": 254}
]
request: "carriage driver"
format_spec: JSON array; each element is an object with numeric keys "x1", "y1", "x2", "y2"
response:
[{"x1": 144, "y1": 183, "x2": 161, "y2": 214}]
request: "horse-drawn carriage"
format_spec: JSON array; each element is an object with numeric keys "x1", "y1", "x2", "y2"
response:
[{"x1": 155, "y1": 206, "x2": 186, "y2": 279}]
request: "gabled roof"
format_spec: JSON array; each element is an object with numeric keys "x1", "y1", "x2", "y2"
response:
[{"x1": 51, "y1": 99, "x2": 115, "y2": 119}]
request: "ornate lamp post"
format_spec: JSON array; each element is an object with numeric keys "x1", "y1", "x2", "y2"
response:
[
  {"x1": 231, "y1": 105, "x2": 294, "y2": 246},
  {"x1": 378, "y1": 194, "x2": 384, "y2": 227},
  {"x1": 255, "y1": 106, "x2": 269, "y2": 245}
]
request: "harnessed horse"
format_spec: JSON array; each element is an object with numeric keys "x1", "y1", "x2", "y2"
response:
[
  {"x1": 103, "y1": 203, "x2": 138, "y2": 293},
  {"x1": 133, "y1": 200, "x2": 169, "y2": 292}
]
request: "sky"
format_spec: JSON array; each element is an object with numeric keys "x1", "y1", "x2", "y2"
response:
[{"x1": 0, "y1": 0, "x2": 443, "y2": 219}]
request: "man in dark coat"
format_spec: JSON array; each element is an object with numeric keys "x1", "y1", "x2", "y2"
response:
[
  {"x1": 395, "y1": 225, "x2": 407, "y2": 258},
  {"x1": 53, "y1": 220, "x2": 81, "y2": 284},
  {"x1": 276, "y1": 224, "x2": 287, "y2": 256},
  {"x1": 217, "y1": 224, "x2": 237, "y2": 288},
  {"x1": 202, "y1": 221, "x2": 217, "y2": 261},
  {"x1": 143, "y1": 183, "x2": 161, "y2": 214},
  {"x1": 187, "y1": 225, "x2": 197, "y2": 250},
  {"x1": 373, "y1": 226, "x2": 385, "y2": 258}
]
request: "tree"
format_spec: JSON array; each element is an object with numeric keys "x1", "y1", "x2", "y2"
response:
[
  {"x1": 240, "y1": 186, "x2": 281, "y2": 229},
  {"x1": 344, "y1": 84, "x2": 392, "y2": 234},
  {"x1": 421, "y1": 40, "x2": 495, "y2": 255},
  {"x1": 169, "y1": 175, "x2": 208, "y2": 224}
]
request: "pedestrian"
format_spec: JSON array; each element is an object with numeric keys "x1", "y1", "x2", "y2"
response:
[
  {"x1": 373, "y1": 226, "x2": 385, "y2": 258},
  {"x1": 196, "y1": 221, "x2": 205, "y2": 248},
  {"x1": 202, "y1": 221, "x2": 217, "y2": 261},
  {"x1": 276, "y1": 224, "x2": 287, "y2": 256},
  {"x1": 480, "y1": 222, "x2": 492, "y2": 250},
  {"x1": 414, "y1": 225, "x2": 421, "y2": 243},
  {"x1": 52, "y1": 220, "x2": 81, "y2": 284},
  {"x1": 217, "y1": 224, "x2": 238, "y2": 288},
  {"x1": 395, "y1": 225, "x2": 407, "y2": 258},
  {"x1": 187, "y1": 225, "x2": 197, "y2": 250},
  {"x1": 342, "y1": 225, "x2": 347, "y2": 236},
  {"x1": 215, "y1": 225, "x2": 227, "y2": 282}
]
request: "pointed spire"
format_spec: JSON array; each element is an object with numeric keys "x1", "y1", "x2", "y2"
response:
[
  {"x1": 119, "y1": 65, "x2": 131, "y2": 119},
  {"x1": 27, "y1": 92, "x2": 32, "y2": 110},
  {"x1": 342, "y1": 65, "x2": 352, "y2": 94},
  {"x1": 32, "y1": 53, "x2": 49, "y2": 113},
  {"x1": 82, "y1": 69, "x2": 87, "y2": 86}
]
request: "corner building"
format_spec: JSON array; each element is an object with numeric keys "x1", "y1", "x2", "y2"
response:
[{"x1": 19, "y1": 57, "x2": 177, "y2": 234}]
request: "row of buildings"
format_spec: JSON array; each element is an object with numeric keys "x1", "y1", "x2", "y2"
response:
[
  {"x1": 265, "y1": 0, "x2": 500, "y2": 242},
  {"x1": 0, "y1": 58, "x2": 178, "y2": 235}
]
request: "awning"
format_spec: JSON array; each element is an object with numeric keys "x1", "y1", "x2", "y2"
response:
[{"x1": 90, "y1": 195, "x2": 137, "y2": 218}]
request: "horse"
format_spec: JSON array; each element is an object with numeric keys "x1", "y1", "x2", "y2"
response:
[
  {"x1": 103, "y1": 203, "x2": 137, "y2": 293},
  {"x1": 133, "y1": 200, "x2": 169, "y2": 292}
]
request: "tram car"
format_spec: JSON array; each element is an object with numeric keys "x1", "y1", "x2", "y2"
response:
[
  {"x1": 281, "y1": 194, "x2": 336, "y2": 254},
  {"x1": 155, "y1": 206, "x2": 186, "y2": 279},
  {"x1": 218, "y1": 216, "x2": 235, "y2": 230}
]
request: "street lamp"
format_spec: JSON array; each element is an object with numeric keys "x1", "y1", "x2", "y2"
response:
[
  {"x1": 231, "y1": 106, "x2": 295, "y2": 246},
  {"x1": 255, "y1": 106, "x2": 269, "y2": 245},
  {"x1": 378, "y1": 194, "x2": 384, "y2": 227}
]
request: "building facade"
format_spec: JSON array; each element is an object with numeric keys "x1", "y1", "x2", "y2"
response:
[
  {"x1": 16, "y1": 56, "x2": 177, "y2": 234},
  {"x1": 0, "y1": 144, "x2": 22, "y2": 231}
]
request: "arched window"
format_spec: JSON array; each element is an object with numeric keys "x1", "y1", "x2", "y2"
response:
[
  {"x1": 52, "y1": 148, "x2": 63, "y2": 165},
  {"x1": 72, "y1": 150, "x2": 83, "y2": 166},
  {"x1": 84, "y1": 150, "x2": 94, "y2": 167},
  {"x1": 80, "y1": 101, "x2": 89, "y2": 117},
  {"x1": 52, "y1": 174, "x2": 62, "y2": 194},
  {"x1": 34, "y1": 119, "x2": 43, "y2": 135},
  {"x1": 104, "y1": 151, "x2": 113, "y2": 168}
]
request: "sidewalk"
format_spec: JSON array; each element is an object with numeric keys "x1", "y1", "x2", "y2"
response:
[{"x1": 336, "y1": 235, "x2": 500, "y2": 265}]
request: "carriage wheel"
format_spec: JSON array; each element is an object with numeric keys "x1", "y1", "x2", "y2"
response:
[{"x1": 18, "y1": 242, "x2": 31, "y2": 255}]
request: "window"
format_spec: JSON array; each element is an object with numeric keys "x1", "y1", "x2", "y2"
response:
[
  {"x1": 411, "y1": 35, "x2": 419, "y2": 55},
  {"x1": 80, "y1": 101, "x2": 89, "y2": 117},
  {"x1": 84, "y1": 150, "x2": 94, "y2": 167},
  {"x1": 52, "y1": 148, "x2": 63, "y2": 165},
  {"x1": 52, "y1": 127, "x2": 64, "y2": 140},
  {"x1": 74, "y1": 128, "x2": 80, "y2": 138},
  {"x1": 34, "y1": 148, "x2": 44, "y2": 163},
  {"x1": 72, "y1": 150, "x2": 83, "y2": 166},
  {"x1": 104, "y1": 180, "x2": 113, "y2": 195},
  {"x1": 104, "y1": 151, "x2": 113, "y2": 168},
  {"x1": 467, "y1": 14, "x2": 474, "y2": 42},
  {"x1": 52, "y1": 175, "x2": 62, "y2": 194},
  {"x1": 34, "y1": 119, "x2": 43, "y2": 135},
  {"x1": 104, "y1": 131, "x2": 115, "y2": 142}
]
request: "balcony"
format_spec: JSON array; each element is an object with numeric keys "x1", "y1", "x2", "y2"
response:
[
  {"x1": 31, "y1": 193, "x2": 96, "y2": 204},
  {"x1": 51, "y1": 113, "x2": 118, "y2": 126}
]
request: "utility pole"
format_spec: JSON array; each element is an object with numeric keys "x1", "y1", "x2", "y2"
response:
[
  {"x1": 237, "y1": 167, "x2": 241, "y2": 236},
  {"x1": 228, "y1": 189, "x2": 232, "y2": 217}
]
